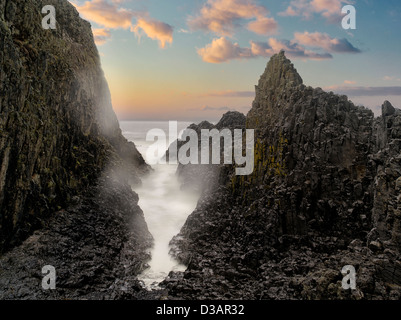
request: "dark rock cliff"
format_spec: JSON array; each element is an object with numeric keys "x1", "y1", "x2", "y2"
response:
[
  {"x1": 166, "y1": 52, "x2": 401, "y2": 299},
  {"x1": 0, "y1": 0, "x2": 148, "y2": 252},
  {"x1": 0, "y1": 0, "x2": 153, "y2": 299}
]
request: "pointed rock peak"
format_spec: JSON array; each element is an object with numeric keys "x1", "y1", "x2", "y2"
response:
[
  {"x1": 382, "y1": 100, "x2": 395, "y2": 116},
  {"x1": 258, "y1": 51, "x2": 303, "y2": 92}
]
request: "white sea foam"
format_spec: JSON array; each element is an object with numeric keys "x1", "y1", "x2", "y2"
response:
[{"x1": 120, "y1": 121, "x2": 199, "y2": 290}]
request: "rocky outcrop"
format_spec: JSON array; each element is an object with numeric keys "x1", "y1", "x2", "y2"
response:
[
  {"x1": 0, "y1": 174, "x2": 153, "y2": 299},
  {"x1": 0, "y1": 0, "x2": 149, "y2": 252},
  {"x1": 167, "y1": 112, "x2": 246, "y2": 192},
  {"x1": 215, "y1": 111, "x2": 246, "y2": 131},
  {"x1": 371, "y1": 101, "x2": 401, "y2": 247},
  {"x1": 166, "y1": 51, "x2": 401, "y2": 299},
  {"x1": 0, "y1": 0, "x2": 153, "y2": 299}
]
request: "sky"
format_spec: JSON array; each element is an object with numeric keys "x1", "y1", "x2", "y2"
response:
[{"x1": 69, "y1": 0, "x2": 401, "y2": 121}]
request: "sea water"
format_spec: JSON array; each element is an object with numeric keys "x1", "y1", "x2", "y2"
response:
[{"x1": 120, "y1": 121, "x2": 200, "y2": 290}]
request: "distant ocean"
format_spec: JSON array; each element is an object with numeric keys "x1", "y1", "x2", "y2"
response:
[
  {"x1": 119, "y1": 121, "x2": 193, "y2": 160},
  {"x1": 120, "y1": 121, "x2": 200, "y2": 290}
]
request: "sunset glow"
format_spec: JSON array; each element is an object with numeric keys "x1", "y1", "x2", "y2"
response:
[{"x1": 70, "y1": 0, "x2": 401, "y2": 121}]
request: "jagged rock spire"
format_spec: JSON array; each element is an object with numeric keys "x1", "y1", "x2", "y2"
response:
[
  {"x1": 382, "y1": 100, "x2": 395, "y2": 116},
  {"x1": 257, "y1": 51, "x2": 303, "y2": 94},
  {"x1": 247, "y1": 51, "x2": 304, "y2": 129}
]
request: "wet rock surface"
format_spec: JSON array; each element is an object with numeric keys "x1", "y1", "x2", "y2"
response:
[
  {"x1": 1, "y1": 0, "x2": 400, "y2": 300},
  {"x1": 166, "y1": 52, "x2": 401, "y2": 300},
  {"x1": 0, "y1": 0, "x2": 148, "y2": 253},
  {"x1": 0, "y1": 173, "x2": 154, "y2": 299},
  {"x1": 0, "y1": 0, "x2": 152, "y2": 299}
]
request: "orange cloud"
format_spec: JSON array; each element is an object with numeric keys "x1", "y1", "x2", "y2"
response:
[
  {"x1": 188, "y1": 0, "x2": 277, "y2": 36},
  {"x1": 197, "y1": 36, "x2": 333, "y2": 64},
  {"x1": 72, "y1": 0, "x2": 134, "y2": 29},
  {"x1": 293, "y1": 31, "x2": 360, "y2": 53},
  {"x1": 197, "y1": 37, "x2": 254, "y2": 63},
  {"x1": 72, "y1": 0, "x2": 173, "y2": 48},
  {"x1": 198, "y1": 29, "x2": 362, "y2": 63},
  {"x1": 247, "y1": 17, "x2": 278, "y2": 35},
  {"x1": 92, "y1": 28, "x2": 111, "y2": 45},
  {"x1": 132, "y1": 17, "x2": 174, "y2": 49},
  {"x1": 279, "y1": 0, "x2": 351, "y2": 22},
  {"x1": 257, "y1": 38, "x2": 332, "y2": 60}
]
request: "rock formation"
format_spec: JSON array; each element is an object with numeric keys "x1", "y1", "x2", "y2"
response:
[
  {"x1": 166, "y1": 111, "x2": 246, "y2": 192},
  {"x1": 0, "y1": 0, "x2": 148, "y2": 252},
  {"x1": 0, "y1": 0, "x2": 152, "y2": 298},
  {"x1": 166, "y1": 51, "x2": 401, "y2": 299}
]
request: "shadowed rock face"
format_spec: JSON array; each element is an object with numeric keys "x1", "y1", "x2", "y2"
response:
[
  {"x1": 0, "y1": 0, "x2": 155, "y2": 299},
  {"x1": 0, "y1": 0, "x2": 148, "y2": 252},
  {"x1": 244, "y1": 51, "x2": 401, "y2": 247},
  {"x1": 244, "y1": 51, "x2": 377, "y2": 237},
  {"x1": 166, "y1": 51, "x2": 401, "y2": 300}
]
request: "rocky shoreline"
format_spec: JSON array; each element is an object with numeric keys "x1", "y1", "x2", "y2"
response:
[
  {"x1": 1, "y1": 0, "x2": 401, "y2": 301},
  {"x1": 0, "y1": 171, "x2": 154, "y2": 299},
  {"x1": 164, "y1": 184, "x2": 401, "y2": 300},
  {"x1": 0, "y1": 0, "x2": 154, "y2": 299},
  {"x1": 162, "y1": 52, "x2": 401, "y2": 300}
]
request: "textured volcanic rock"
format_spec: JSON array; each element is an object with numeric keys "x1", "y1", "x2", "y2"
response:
[
  {"x1": 215, "y1": 111, "x2": 246, "y2": 131},
  {"x1": 0, "y1": 0, "x2": 153, "y2": 299},
  {"x1": 0, "y1": 0, "x2": 149, "y2": 252},
  {"x1": 0, "y1": 174, "x2": 153, "y2": 300},
  {"x1": 166, "y1": 51, "x2": 401, "y2": 300},
  {"x1": 166, "y1": 111, "x2": 246, "y2": 193}
]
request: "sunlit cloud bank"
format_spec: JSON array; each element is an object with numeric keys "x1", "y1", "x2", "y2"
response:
[
  {"x1": 71, "y1": 0, "x2": 173, "y2": 48},
  {"x1": 279, "y1": 0, "x2": 351, "y2": 23},
  {"x1": 197, "y1": 30, "x2": 361, "y2": 63},
  {"x1": 132, "y1": 16, "x2": 173, "y2": 49},
  {"x1": 293, "y1": 31, "x2": 360, "y2": 53},
  {"x1": 188, "y1": 0, "x2": 278, "y2": 36},
  {"x1": 188, "y1": 0, "x2": 360, "y2": 63},
  {"x1": 92, "y1": 28, "x2": 111, "y2": 45}
]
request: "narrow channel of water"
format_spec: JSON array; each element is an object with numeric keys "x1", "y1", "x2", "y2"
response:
[{"x1": 120, "y1": 121, "x2": 199, "y2": 290}]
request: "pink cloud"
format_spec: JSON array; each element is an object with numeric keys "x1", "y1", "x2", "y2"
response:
[
  {"x1": 197, "y1": 37, "x2": 254, "y2": 63},
  {"x1": 197, "y1": 36, "x2": 333, "y2": 63},
  {"x1": 279, "y1": 0, "x2": 351, "y2": 22},
  {"x1": 293, "y1": 31, "x2": 360, "y2": 53},
  {"x1": 251, "y1": 38, "x2": 333, "y2": 60},
  {"x1": 92, "y1": 28, "x2": 112, "y2": 45},
  {"x1": 72, "y1": 0, "x2": 173, "y2": 48},
  {"x1": 188, "y1": 0, "x2": 277, "y2": 36},
  {"x1": 72, "y1": 0, "x2": 134, "y2": 29},
  {"x1": 247, "y1": 17, "x2": 278, "y2": 35},
  {"x1": 132, "y1": 17, "x2": 174, "y2": 49},
  {"x1": 198, "y1": 29, "x2": 362, "y2": 63}
]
